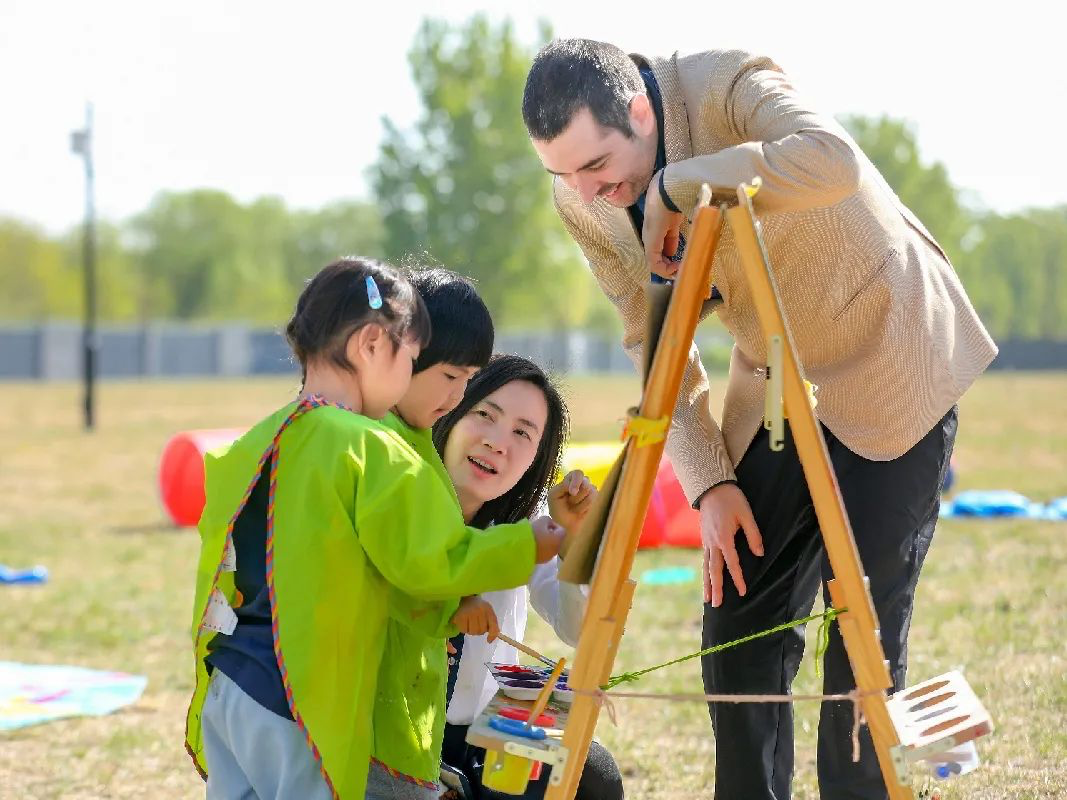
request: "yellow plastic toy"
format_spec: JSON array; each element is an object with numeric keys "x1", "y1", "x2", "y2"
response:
[
  {"x1": 559, "y1": 441, "x2": 622, "y2": 489},
  {"x1": 482, "y1": 749, "x2": 533, "y2": 794}
]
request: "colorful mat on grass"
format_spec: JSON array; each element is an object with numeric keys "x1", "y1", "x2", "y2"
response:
[{"x1": 0, "y1": 662, "x2": 147, "y2": 731}]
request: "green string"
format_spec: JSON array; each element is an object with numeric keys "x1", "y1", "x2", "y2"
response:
[
  {"x1": 603, "y1": 607, "x2": 844, "y2": 690},
  {"x1": 813, "y1": 605, "x2": 838, "y2": 679}
]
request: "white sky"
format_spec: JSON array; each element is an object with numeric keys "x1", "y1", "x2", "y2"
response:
[{"x1": 2, "y1": 0, "x2": 1063, "y2": 233}]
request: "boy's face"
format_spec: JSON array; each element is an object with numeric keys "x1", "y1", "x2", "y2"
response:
[{"x1": 394, "y1": 362, "x2": 480, "y2": 430}]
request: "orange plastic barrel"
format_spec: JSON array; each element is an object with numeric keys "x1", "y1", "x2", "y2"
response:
[
  {"x1": 560, "y1": 442, "x2": 699, "y2": 549},
  {"x1": 634, "y1": 458, "x2": 702, "y2": 549},
  {"x1": 656, "y1": 457, "x2": 702, "y2": 548},
  {"x1": 158, "y1": 429, "x2": 245, "y2": 527},
  {"x1": 638, "y1": 479, "x2": 668, "y2": 549}
]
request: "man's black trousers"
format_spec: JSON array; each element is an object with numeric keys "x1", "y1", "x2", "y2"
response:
[{"x1": 702, "y1": 407, "x2": 957, "y2": 799}]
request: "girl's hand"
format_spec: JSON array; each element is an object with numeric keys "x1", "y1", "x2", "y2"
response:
[
  {"x1": 532, "y1": 516, "x2": 566, "y2": 563},
  {"x1": 548, "y1": 470, "x2": 596, "y2": 532},
  {"x1": 450, "y1": 596, "x2": 500, "y2": 642}
]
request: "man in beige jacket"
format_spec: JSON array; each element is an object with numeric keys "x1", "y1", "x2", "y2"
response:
[{"x1": 523, "y1": 39, "x2": 996, "y2": 799}]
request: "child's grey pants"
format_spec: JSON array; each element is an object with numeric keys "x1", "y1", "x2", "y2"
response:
[{"x1": 202, "y1": 669, "x2": 333, "y2": 800}]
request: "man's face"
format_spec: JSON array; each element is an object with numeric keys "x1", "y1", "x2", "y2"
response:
[
  {"x1": 531, "y1": 97, "x2": 658, "y2": 208},
  {"x1": 394, "y1": 362, "x2": 480, "y2": 430}
]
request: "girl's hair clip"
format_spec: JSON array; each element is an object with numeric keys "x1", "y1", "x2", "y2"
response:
[{"x1": 366, "y1": 275, "x2": 383, "y2": 309}]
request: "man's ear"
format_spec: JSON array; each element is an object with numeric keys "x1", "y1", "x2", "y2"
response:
[{"x1": 629, "y1": 92, "x2": 655, "y2": 138}]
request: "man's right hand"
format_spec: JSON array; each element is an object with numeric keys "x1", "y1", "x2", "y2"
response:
[
  {"x1": 642, "y1": 172, "x2": 685, "y2": 279},
  {"x1": 698, "y1": 482, "x2": 763, "y2": 607},
  {"x1": 532, "y1": 515, "x2": 566, "y2": 564}
]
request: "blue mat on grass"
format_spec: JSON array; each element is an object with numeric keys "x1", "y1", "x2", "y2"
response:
[{"x1": 940, "y1": 491, "x2": 1067, "y2": 520}]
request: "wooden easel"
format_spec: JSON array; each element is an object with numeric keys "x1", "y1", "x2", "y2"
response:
[
  {"x1": 467, "y1": 188, "x2": 724, "y2": 797},
  {"x1": 469, "y1": 184, "x2": 992, "y2": 799}
]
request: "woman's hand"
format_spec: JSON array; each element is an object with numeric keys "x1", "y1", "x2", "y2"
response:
[
  {"x1": 450, "y1": 595, "x2": 500, "y2": 642},
  {"x1": 548, "y1": 469, "x2": 596, "y2": 532}
]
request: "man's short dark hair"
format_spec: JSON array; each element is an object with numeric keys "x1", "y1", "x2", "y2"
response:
[
  {"x1": 522, "y1": 38, "x2": 644, "y2": 142},
  {"x1": 405, "y1": 267, "x2": 494, "y2": 374}
]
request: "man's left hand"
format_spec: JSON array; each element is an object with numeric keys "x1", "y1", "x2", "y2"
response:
[{"x1": 642, "y1": 176, "x2": 684, "y2": 279}]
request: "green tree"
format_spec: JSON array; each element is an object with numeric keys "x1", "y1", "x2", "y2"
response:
[
  {"x1": 62, "y1": 221, "x2": 141, "y2": 322},
  {"x1": 0, "y1": 193, "x2": 385, "y2": 324},
  {"x1": 129, "y1": 190, "x2": 383, "y2": 322},
  {"x1": 0, "y1": 217, "x2": 136, "y2": 322},
  {"x1": 285, "y1": 201, "x2": 386, "y2": 287},
  {"x1": 372, "y1": 15, "x2": 605, "y2": 328},
  {"x1": 0, "y1": 217, "x2": 75, "y2": 319},
  {"x1": 968, "y1": 208, "x2": 1067, "y2": 339},
  {"x1": 130, "y1": 189, "x2": 256, "y2": 319}
]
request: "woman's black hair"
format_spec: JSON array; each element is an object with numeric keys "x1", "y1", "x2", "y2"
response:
[
  {"x1": 432, "y1": 354, "x2": 569, "y2": 529},
  {"x1": 285, "y1": 257, "x2": 431, "y2": 381}
]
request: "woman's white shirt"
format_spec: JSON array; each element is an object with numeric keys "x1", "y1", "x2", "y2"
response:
[{"x1": 445, "y1": 554, "x2": 586, "y2": 726}]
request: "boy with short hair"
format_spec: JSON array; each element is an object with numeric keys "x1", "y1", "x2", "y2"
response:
[
  {"x1": 393, "y1": 267, "x2": 494, "y2": 429},
  {"x1": 367, "y1": 267, "x2": 501, "y2": 798}
]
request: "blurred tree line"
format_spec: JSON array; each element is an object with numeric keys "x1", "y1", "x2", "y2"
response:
[{"x1": 1, "y1": 16, "x2": 1063, "y2": 339}]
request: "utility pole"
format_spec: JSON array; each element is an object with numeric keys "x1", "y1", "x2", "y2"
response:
[{"x1": 70, "y1": 103, "x2": 97, "y2": 431}]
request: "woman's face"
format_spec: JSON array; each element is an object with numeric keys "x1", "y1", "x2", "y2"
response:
[{"x1": 442, "y1": 380, "x2": 549, "y2": 510}]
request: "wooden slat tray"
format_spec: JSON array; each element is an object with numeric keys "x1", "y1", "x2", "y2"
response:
[{"x1": 887, "y1": 670, "x2": 994, "y2": 762}]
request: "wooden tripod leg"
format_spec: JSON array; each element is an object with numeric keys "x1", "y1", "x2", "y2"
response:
[
  {"x1": 547, "y1": 580, "x2": 636, "y2": 798},
  {"x1": 726, "y1": 187, "x2": 913, "y2": 799},
  {"x1": 599, "y1": 580, "x2": 637, "y2": 684}
]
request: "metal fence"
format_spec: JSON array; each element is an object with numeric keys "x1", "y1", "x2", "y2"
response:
[
  {"x1": 1, "y1": 322, "x2": 1063, "y2": 380},
  {"x1": 0, "y1": 322, "x2": 638, "y2": 380}
]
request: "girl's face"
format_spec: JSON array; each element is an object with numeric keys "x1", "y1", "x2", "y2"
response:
[{"x1": 443, "y1": 380, "x2": 549, "y2": 509}]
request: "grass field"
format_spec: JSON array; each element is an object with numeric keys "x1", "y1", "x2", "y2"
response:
[{"x1": 0, "y1": 372, "x2": 1064, "y2": 799}]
